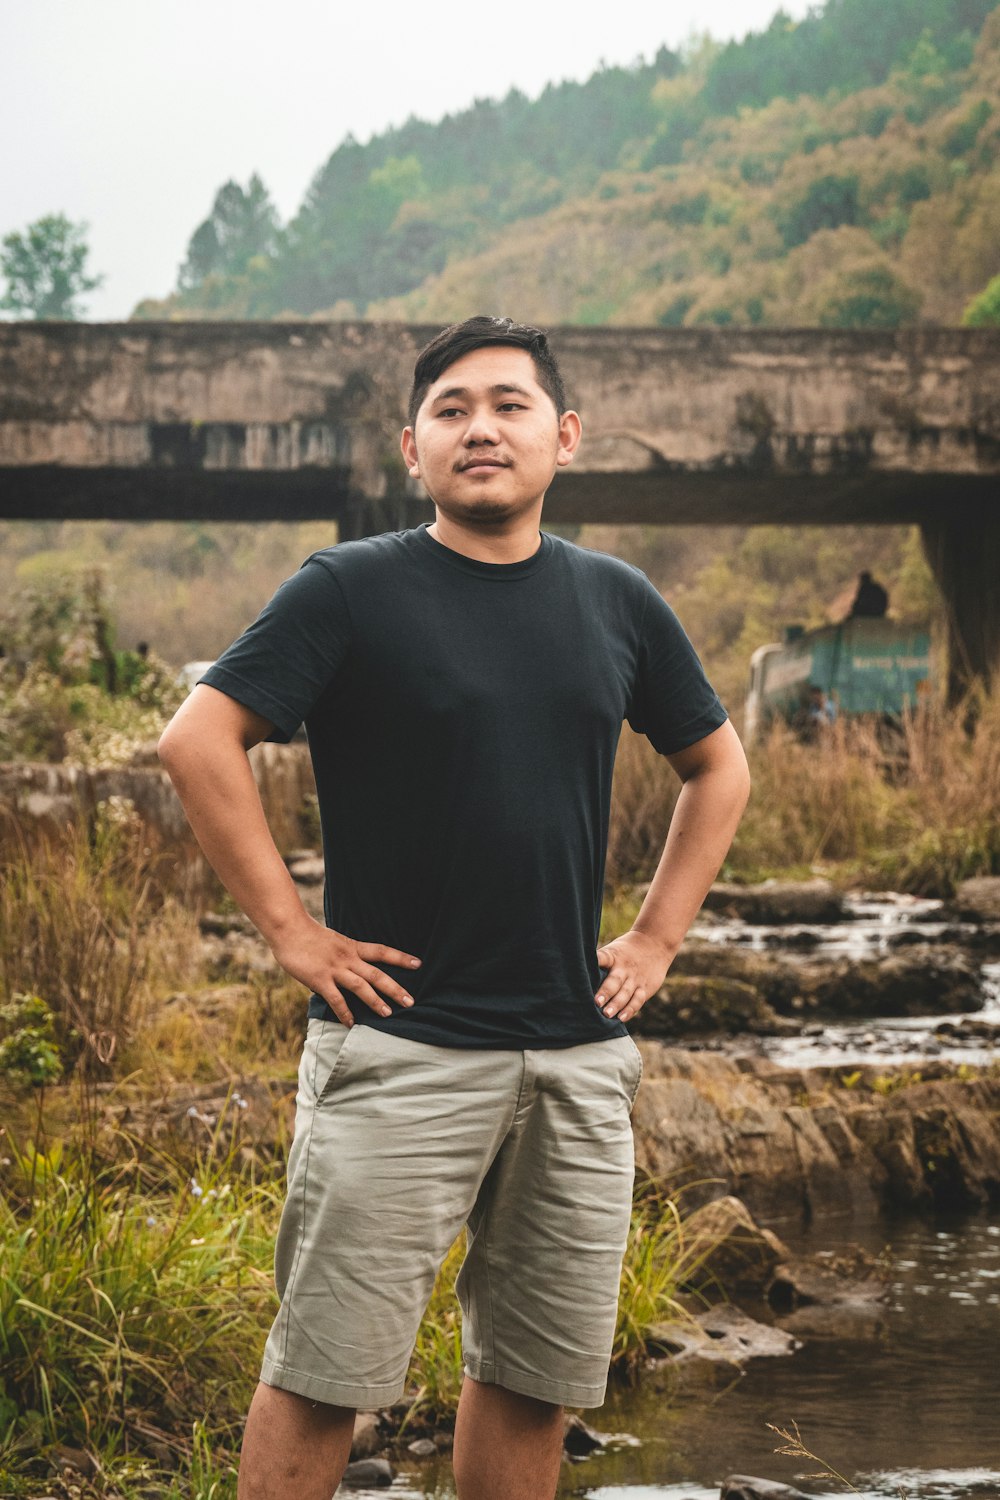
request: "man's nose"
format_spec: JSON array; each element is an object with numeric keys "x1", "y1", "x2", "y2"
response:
[{"x1": 463, "y1": 408, "x2": 501, "y2": 444}]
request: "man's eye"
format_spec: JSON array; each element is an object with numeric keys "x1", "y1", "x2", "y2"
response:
[
  {"x1": 438, "y1": 407, "x2": 464, "y2": 418},
  {"x1": 498, "y1": 402, "x2": 525, "y2": 412}
]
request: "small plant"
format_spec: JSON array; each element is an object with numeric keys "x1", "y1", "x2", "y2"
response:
[
  {"x1": 769, "y1": 1418, "x2": 909, "y2": 1498},
  {"x1": 0, "y1": 994, "x2": 63, "y2": 1088},
  {"x1": 871, "y1": 1069, "x2": 923, "y2": 1095},
  {"x1": 768, "y1": 1418, "x2": 861, "y2": 1491}
]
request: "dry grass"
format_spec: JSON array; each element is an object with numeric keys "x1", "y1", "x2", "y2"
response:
[
  {"x1": 606, "y1": 692, "x2": 1000, "y2": 895},
  {"x1": 0, "y1": 810, "x2": 203, "y2": 1080}
]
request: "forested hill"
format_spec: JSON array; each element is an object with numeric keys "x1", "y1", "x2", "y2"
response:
[{"x1": 135, "y1": 0, "x2": 1000, "y2": 328}]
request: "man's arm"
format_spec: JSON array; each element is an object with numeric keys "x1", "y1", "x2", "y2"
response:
[
  {"x1": 158, "y1": 684, "x2": 420, "y2": 1026},
  {"x1": 595, "y1": 718, "x2": 750, "y2": 1024}
]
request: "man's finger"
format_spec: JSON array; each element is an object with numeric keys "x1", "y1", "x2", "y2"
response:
[
  {"x1": 348, "y1": 975, "x2": 395, "y2": 1019},
  {"x1": 359, "y1": 962, "x2": 415, "y2": 1007},
  {"x1": 603, "y1": 976, "x2": 637, "y2": 1018},
  {"x1": 616, "y1": 987, "x2": 647, "y2": 1024},
  {"x1": 595, "y1": 967, "x2": 627, "y2": 1004},
  {"x1": 359, "y1": 942, "x2": 422, "y2": 970},
  {"x1": 319, "y1": 981, "x2": 353, "y2": 1028}
]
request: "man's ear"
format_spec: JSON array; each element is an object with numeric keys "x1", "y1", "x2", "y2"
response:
[
  {"x1": 556, "y1": 409, "x2": 582, "y2": 468},
  {"x1": 401, "y1": 426, "x2": 420, "y2": 478}
]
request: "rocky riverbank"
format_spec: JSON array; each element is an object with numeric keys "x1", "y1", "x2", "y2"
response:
[{"x1": 632, "y1": 1044, "x2": 1000, "y2": 1221}]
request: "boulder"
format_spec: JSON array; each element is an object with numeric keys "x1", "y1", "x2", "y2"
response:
[
  {"x1": 562, "y1": 1415, "x2": 608, "y2": 1457},
  {"x1": 631, "y1": 978, "x2": 799, "y2": 1039},
  {"x1": 702, "y1": 880, "x2": 847, "y2": 926},
  {"x1": 287, "y1": 852, "x2": 326, "y2": 884},
  {"x1": 670, "y1": 945, "x2": 983, "y2": 1020},
  {"x1": 935, "y1": 1017, "x2": 1000, "y2": 1042},
  {"x1": 632, "y1": 1047, "x2": 885, "y2": 1221},
  {"x1": 795, "y1": 948, "x2": 982, "y2": 1019},
  {"x1": 682, "y1": 1196, "x2": 789, "y2": 1294},
  {"x1": 350, "y1": 1412, "x2": 384, "y2": 1460},
  {"x1": 406, "y1": 1438, "x2": 437, "y2": 1458},
  {"x1": 340, "y1": 1456, "x2": 394, "y2": 1487},
  {"x1": 768, "y1": 1246, "x2": 888, "y2": 1338},
  {"x1": 646, "y1": 1303, "x2": 800, "y2": 1364},
  {"x1": 948, "y1": 876, "x2": 1000, "y2": 924},
  {"x1": 722, "y1": 1479, "x2": 817, "y2": 1500},
  {"x1": 632, "y1": 1044, "x2": 1000, "y2": 1221}
]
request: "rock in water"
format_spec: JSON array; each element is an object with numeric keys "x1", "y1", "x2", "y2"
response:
[
  {"x1": 949, "y1": 876, "x2": 1000, "y2": 923},
  {"x1": 682, "y1": 1195, "x2": 789, "y2": 1294},
  {"x1": 722, "y1": 1479, "x2": 819, "y2": 1500},
  {"x1": 646, "y1": 1303, "x2": 800, "y2": 1364},
  {"x1": 702, "y1": 879, "x2": 846, "y2": 925},
  {"x1": 562, "y1": 1414, "x2": 608, "y2": 1456},
  {"x1": 340, "y1": 1456, "x2": 393, "y2": 1487},
  {"x1": 349, "y1": 1411, "x2": 383, "y2": 1459}
]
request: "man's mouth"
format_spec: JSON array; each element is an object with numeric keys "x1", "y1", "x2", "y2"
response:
[{"x1": 458, "y1": 457, "x2": 510, "y2": 472}]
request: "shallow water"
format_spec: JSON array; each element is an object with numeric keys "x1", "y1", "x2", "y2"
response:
[
  {"x1": 339, "y1": 1214, "x2": 1000, "y2": 1499},
  {"x1": 689, "y1": 892, "x2": 1000, "y2": 1070}
]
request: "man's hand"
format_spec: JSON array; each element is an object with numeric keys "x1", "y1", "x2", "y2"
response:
[
  {"x1": 594, "y1": 930, "x2": 675, "y2": 1024},
  {"x1": 272, "y1": 918, "x2": 422, "y2": 1028}
]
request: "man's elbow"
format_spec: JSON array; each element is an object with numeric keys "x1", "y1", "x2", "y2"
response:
[{"x1": 157, "y1": 714, "x2": 189, "y2": 779}]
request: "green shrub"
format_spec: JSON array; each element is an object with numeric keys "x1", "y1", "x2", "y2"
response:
[{"x1": 0, "y1": 995, "x2": 62, "y2": 1089}]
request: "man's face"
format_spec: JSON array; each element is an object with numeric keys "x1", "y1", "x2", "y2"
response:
[{"x1": 400, "y1": 345, "x2": 580, "y2": 527}]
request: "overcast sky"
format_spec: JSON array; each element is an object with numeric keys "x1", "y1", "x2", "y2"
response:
[{"x1": 3, "y1": 0, "x2": 814, "y2": 320}]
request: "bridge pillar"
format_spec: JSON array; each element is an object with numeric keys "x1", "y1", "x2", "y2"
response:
[
  {"x1": 921, "y1": 504, "x2": 1000, "y2": 704},
  {"x1": 338, "y1": 493, "x2": 430, "y2": 542}
]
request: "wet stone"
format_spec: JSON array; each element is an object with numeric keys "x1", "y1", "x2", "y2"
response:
[
  {"x1": 563, "y1": 1414, "x2": 608, "y2": 1456},
  {"x1": 647, "y1": 1303, "x2": 800, "y2": 1365},
  {"x1": 340, "y1": 1456, "x2": 394, "y2": 1487},
  {"x1": 722, "y1": 1479, "x2": 817, "y2": 1500},
  {"x1": 350, "y1": 1411, "x2": 383, "y2": 1460},
  {"x1": 287, "y1": 853, "x2": 326, "y2": 884}
]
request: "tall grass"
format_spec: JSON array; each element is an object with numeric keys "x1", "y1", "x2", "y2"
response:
[
  {"x1": 606, "y1": 692, "x2": 1000, "y2": 894},
  {"x1": 0, "y1": 1121, "x2": 279, "y2": 1486},
  {"x1": 0, "y1": 809, "x2": 201, "y2": 1078}
]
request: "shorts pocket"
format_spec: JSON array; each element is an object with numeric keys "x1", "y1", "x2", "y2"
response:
[
  {"x1": 315, "y1": 1022, "x2": 364, "y2": 1104},
  {"x1": 624, "y1": 1035, "x2": 644, "y2": 1109}
]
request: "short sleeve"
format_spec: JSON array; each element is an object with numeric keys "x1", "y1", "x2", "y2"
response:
[
  {"x1": 199, "y1": 556, "x2": 352, "y2": 743},
  {"x1": 626, "y1": 579, "x2": 728, "y2": 755}
]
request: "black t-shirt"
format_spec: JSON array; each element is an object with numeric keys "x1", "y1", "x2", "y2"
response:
[{"x1": 201, "y1": 524, "x2": 727, "y2": 1048}]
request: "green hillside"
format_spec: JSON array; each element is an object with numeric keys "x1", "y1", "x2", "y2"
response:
[{"x1": 135, "y1": 0, "x2": 1000, "y2": 327}]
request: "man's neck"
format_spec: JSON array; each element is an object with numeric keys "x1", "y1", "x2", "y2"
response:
[{"x1": 427, "y1": 511, "x2": 544, "y2": 565}]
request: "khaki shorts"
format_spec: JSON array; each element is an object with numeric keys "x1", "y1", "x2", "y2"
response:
[{"x1": 260, "y1": 1018, "x2": 643, "y2": 1410}]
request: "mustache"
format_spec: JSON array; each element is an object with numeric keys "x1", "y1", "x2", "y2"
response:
[{"x1": 455, "y1": 454, "x2": 512, "y2": 471}]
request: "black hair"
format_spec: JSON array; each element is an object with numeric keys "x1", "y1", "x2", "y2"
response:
[{"x1": 407, "y1": 316, "x2": 567, "y2": 426}]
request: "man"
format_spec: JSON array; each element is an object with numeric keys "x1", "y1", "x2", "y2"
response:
[{"x1": 158, "y1": 316, "x2": 750, "y2": 1500}]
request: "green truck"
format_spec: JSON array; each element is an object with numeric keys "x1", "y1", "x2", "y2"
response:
[{"x1": 744, "y1": 617, "x2": 933, "y2": 740}]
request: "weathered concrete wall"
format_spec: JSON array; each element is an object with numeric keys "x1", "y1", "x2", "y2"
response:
[
  {"x1": 2, "y1": 322, "x2": 998, "y2": 525},
  {"x1": 0, "y1": 742, "x2": 317, "y2": 863}
]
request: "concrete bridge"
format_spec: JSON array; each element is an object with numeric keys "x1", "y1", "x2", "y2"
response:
[{"x1": 2, "y1": 321, "x2": 999, "y2": 697}]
